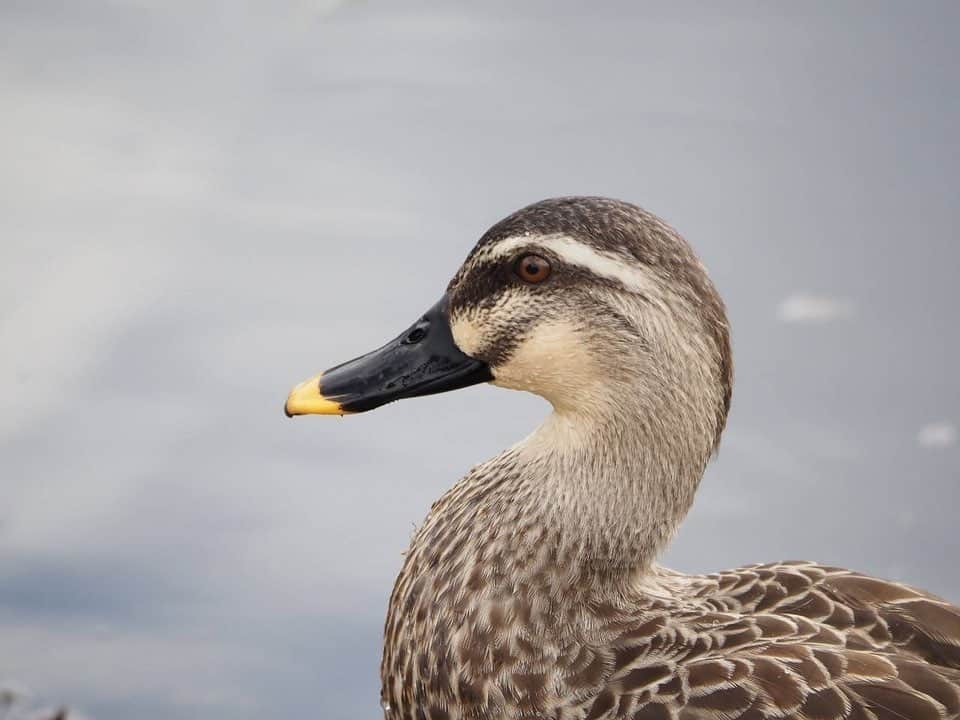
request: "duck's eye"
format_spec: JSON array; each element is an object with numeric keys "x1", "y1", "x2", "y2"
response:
[{"x1": 514, "y1": 254, "x2": 552, "y2": 284}]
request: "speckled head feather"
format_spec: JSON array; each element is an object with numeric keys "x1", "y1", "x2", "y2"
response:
[
  {"x1": 447, "y1": 197, "x2": 731, "y2": 450},
  {"x1": 304, "y1": 197, "x2": 960, "y2": 720}
]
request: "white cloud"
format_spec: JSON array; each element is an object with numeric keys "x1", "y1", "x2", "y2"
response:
[
  {"x1": 777, "y1": 293, "x2": 856, "y2": 324},
  {"x1": 917, "y1": 421, "x2": 957, "y2": 448}
]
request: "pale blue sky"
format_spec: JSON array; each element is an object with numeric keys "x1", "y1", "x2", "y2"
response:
[{"x1": 1, "y1": 2, "x2": 957, "y2": 718}]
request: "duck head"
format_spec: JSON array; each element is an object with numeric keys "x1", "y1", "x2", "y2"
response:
[{"x1": 286, "y1": 196, "x2": 731, "y2": 453}]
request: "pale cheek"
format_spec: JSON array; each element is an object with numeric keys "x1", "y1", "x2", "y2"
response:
[
  {"x1": 450, "y1": 315, "x2": 488, "y2": 358},
  {"x1": 493, "y1": 322, "x2": 597, "y2": 400},
  {"x1": 453, "y1": 314, "x2": 599, "y2": 403}
]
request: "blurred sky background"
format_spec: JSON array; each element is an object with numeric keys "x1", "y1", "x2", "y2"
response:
[{"x1": 1, "y1": 1, "x2": 958, "y2": 718}]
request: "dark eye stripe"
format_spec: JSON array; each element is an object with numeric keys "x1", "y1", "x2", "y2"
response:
[{"x1": 450, "y1": 252, "x2": 645, "y2": 311}]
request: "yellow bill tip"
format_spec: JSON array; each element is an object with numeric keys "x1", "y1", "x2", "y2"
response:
[{"x1": 284, "y1": 373, "x2": 349, "y2": 417}]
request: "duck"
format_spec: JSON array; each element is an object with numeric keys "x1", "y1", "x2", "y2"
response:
[{"x1": 285, "y1": 197, "x2": 960, "y2": 720}]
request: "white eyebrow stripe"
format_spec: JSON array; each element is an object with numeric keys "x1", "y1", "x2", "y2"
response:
[{"x1": 479, "y1": 234, "x2": 657, "y2": 294}]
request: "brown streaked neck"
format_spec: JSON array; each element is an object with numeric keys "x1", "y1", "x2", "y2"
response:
[
  {"x1": 514, "y1": 402, "x2": 711, "y2": 582},
  {"x1": 412, "y1": 395, "x2": 715, "y2": 602}
]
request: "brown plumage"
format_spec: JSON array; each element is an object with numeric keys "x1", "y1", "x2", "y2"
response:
[
  {"x1": 287, "y1": 197, "x2": 959, "y2": 720},
  {"x1": 381, "y1": 493, "x2": 960, "y2": 720}
]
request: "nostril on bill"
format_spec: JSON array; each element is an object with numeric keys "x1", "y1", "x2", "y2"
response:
[{"x1": 403, "y1": 326, "x2": 428, "y2": 345}]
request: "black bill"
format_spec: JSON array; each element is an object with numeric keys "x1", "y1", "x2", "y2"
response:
[{"x1": 285, "y1": 294, "x2": 492, "y2": 416}]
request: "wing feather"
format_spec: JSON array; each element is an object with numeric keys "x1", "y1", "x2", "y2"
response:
[{"x1": 574, "y1": 564, "x2": 960, "y2": 719}]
